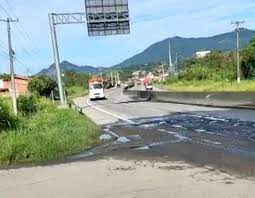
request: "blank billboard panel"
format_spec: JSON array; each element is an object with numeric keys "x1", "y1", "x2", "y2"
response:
[
  {"x1": 85, "y1": 0, "x2": 130, "y2": 36},
  {"x1": 85, "y1": 0, "x2": 128, "y2": 13}
]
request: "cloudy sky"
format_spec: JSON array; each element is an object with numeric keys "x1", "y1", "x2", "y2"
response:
[{"x1": 0, "y1": 0, "x2": 255, "y2": 75}]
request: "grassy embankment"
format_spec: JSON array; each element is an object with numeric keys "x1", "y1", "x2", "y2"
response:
[
  {"x1": 157, "y1": 80, "x2": 255, "y2": 92},
  {"x1": 0, "y1": 98, "x2": 99, "y2": 166},
  {"x1": 66, "y1": 86, "x2": 88, "y2": 101}
]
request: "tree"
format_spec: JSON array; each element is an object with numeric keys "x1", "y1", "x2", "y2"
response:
[
  {"x1": 63, "y1": 72, "x2": 90, "y2": 88},
  {"x1": 0, "y1": 73, "x2": 11, "y2": 80},
  {"x1": 28, "y1": 75, "x2": 57, "y2": 96},
  {"x1": 241, "y1": 38, "x2": 255, "y2": 79},
  {"x1": 180, "y1": 51, "x2": 236, "y2": 81}
]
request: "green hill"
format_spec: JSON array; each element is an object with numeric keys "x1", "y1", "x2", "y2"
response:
[
  {"x1": 38, "y1": 61, "x2": 103, "y2": 77},
  {"x1": 113, "y1": 28, "x2": 255, "y2": 69}
]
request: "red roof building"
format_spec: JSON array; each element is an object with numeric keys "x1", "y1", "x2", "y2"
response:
[{"x1": 0, "y1": 76, "x2": 29, "y2": 96}]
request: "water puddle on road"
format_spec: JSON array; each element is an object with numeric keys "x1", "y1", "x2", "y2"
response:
[{"x1": 70, "y1": 112, "x2": 255, "y2": 177}]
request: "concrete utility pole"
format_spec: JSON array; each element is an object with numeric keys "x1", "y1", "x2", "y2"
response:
[
  {"x1": 49, "y1": 13, "x2": 65, "y2": 105},
  {"x1": 175, "y1": 52, "x2": 178, "y2": 73},
  {"x1": 0, "y1": 18, "x2": 19, "y2": 115},
  {"x1": 110, "y1": 71, "x2": 114, "y2": 86},
  {"x1": 100, "y1": 72, "x2": 103, "y2": 82},
  {"x1": 161, "y1": 62, "x2": 165, "y2": 82},
  {"x1": 117, "y1": 72, "x2": 120, "y2": 83},
  {"x1": 115, "y1": 72, "x2": 118, "y2": 86},
  {"x1": 231, "y1": 21, "x2": 245, "y2": 84},
  {"x1": 169, "y1": 40, "x2": 173, "y2": 68}
]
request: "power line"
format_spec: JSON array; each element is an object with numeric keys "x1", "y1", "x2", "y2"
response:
[
  {"x1": 3, "y1": 0, "x2": 40, "y2": 55},
  {"x1": 0, "y1": 40, "x2": 8, "y2": 49},
  {"x1": 14, "y1": 56, "x2": 27, "y2": 67},
  {"x1": 0, "y1": 1, "x2": 42, "y2": 67},
  {"x1": 0, "y1": 50, "x2": 8, "y2": 56}
]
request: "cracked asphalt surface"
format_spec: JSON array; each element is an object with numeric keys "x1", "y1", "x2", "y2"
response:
[{"x1": 74, "y1": 88, "x2": 255, "y2": 177}]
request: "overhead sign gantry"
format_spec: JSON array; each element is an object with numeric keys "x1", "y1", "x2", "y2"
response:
[{"x1": 49, "y1": 0, "x2": 130, "y2": 105}]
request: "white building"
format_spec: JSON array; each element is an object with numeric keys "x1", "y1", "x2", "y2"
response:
[{"x1": 196, "y1": 51, "x2": 211, "y2": 58}]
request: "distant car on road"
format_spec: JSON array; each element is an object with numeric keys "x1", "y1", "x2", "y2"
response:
[
  {"x1": 146, "y1": 83, "x2": 153, "y2": 91},
  {"x1": 143, "y1": 78, "x2": 153, "y2": 91},
  {"x1": 89, "y1": 79, "x2": 106, "y2": 101}
]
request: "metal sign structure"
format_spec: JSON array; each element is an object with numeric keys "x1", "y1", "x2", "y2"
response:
[
  {"x1": 85, "y1": 0, "x2": 130, "y2": 36},
  {"x1": 49, "y1": 0, "x2": 130, "y2": 105}
]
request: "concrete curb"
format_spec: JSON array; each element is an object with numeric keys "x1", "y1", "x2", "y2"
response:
[{"x1": 123, "y1": 90, "x2": 255, "y2": 109}]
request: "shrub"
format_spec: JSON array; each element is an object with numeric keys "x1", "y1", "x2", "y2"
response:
[
  {"x1": 0, "y1": 107, "x2": 99, "y2": 165},
  {"x1": 63, "y1": 72, "x2": 89, "y2": 88},
  {"x1": 178, "y1": 64, "x2": 234, "y2": 82},
  {"x1": 241, "y1": 38, "x2": 255, "y2": 79},
  {"x1": 0, "y1": 98, "x2": 17, "y2": 131},
  {"x1": 17, "y1": 95, "x2": 37, "y2": 116},
  {"x1": 178, "y1": 64, "x2": 212, "y2": 81},
  {"x1": 28, "y1": 75, "x2": 57, "y2": 97}
]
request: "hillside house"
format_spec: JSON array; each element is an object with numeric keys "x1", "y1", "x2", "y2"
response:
[{"x1": 0, "y1": 76, "x2": 29, "y2": 96}]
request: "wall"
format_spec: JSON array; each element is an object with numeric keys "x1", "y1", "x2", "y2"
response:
[
  {"x1": 123, "y1": 90, "x2": 255, "y2": 109},
  {"x1": 0, "y1": 77, "x2": 29, "y2": 96}
]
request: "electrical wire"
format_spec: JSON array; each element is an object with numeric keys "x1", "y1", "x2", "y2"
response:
[
  {"x1": 0, "y1": 1, "x2": 43, "y2": 70},
  {"x1": 0, "y1": 40, "x2": 8, "y2": 50},
  {"x1": 3, "y1": 0, "x2": 40, "y2": 55}
]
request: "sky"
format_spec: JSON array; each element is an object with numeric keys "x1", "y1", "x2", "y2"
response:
[{"x1": 0, "y1": 0, "x2": 255, "y2": 75}]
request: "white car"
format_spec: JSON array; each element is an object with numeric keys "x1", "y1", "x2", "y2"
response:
[
  {"x1": 89, "y1": 83, "x2": 105, "y2": 100},
  {"x1": 145, "y1": 83, "x2": 153, "y2": 91}
]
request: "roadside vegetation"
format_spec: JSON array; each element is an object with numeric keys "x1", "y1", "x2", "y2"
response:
[
  {"x1": 66, "y1": 86, "x2": 88, "y2": 100},
  {"x1": 159, "y1": 80, "x2": 255, "y2": 92},
  {"x1": 161, "y1": 38, "x2": 255, "y2": 92},
  {"x1": 0, "y1": 75, "x2": 98, "y2": 166},
  {"x1": 63, "y1": 72, "x2": 90, "y2": 100}
]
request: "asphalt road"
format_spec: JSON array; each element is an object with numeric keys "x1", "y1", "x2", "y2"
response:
[
  {"x1": 74, "y1": 87, "x2": 255, "y2": 176},
  {"x1": 2, "y1": 88, "x2": 255, "y2": 198},
  {"x1": 75, "y1": 87, "x2": 255, "y2": 124}
]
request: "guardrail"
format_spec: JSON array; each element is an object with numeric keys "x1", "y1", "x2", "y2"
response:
[
  {"x1": 69, "y1": 102, "x2": 83, "y2": 114},
  {"x1": 123, "y1": 89, "x2": 255, "y2": 109}
]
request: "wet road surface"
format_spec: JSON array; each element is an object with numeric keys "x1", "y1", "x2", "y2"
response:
[
  {"x1": 73, "y1": 88, "x2": 255, "y2": 177},
  {"x1": 1, "y1": 88, "x2": 255, "y2": 198}
]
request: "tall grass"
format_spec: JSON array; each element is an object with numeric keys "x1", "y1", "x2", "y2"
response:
[
  {"x1": 66, "y1": 86, "x2": 88, "y2": 101},
  {"x1": 0, "y1": 99, "x2": 99, "y2": 165},
  {"x1": 161, "y1": 80, "x2": 255, "y2": 92}
]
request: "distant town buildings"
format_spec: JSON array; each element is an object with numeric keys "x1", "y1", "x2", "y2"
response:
[
  {"x1": 196, "y1": 50, "x2": 211, "y2": 58},
  {"x1": 0, "y1": 76, "x2": 29, "y2": 97}
]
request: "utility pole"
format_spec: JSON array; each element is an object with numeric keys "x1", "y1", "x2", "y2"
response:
[
  {"x1": 169, "y1": 40, "x2": 173, "y2": 68},
  {"x1": 231, "y1": 21, "x2": 245, "y2": 84},
  {"x1": 161, "y1": 62, "x2": 165, "y2": 82},
  {"x1": 175, "y1": 52, "x2": 178, "y2": 73},
  {"x1": 110, "y1": 71, "x2": 114, "y2": 86},
  {"x1": 117, "y1": 72, "x2": 120, "y2": 83},
  {"x1": 115, "y1": 72, "x2": 118, "y2": 86},
  {"x1": 100, "y1": 72, "x2": 103, "y2": 82},
  {"x1": 0, "y1": 18, "x2": 19, "y2": 115},
  {"x1": 49, "y1": 13, "x2": 65, "y2": 105}
]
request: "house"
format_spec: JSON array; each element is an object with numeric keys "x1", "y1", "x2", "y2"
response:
[
  {"x1": 0, "y1": 76, "x2": 29, "y2": 96},
  {"x1": 196, "y1": 51, "x2": 211, "y2": 58}
]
